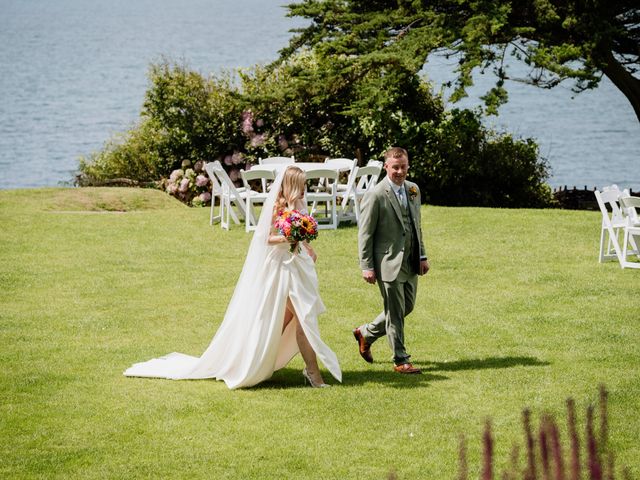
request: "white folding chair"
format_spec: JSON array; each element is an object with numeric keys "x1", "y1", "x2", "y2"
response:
[
  {"x1": 324, "y1": 158, "x2": 357, "y2": 194},
  {"x1": 335, "y1": 165, "x2": 360, "y2": 224},
  {"x1": 204, "y1": 162, "x2": 223, "y2": 225},
  {"x1": 305, "y1": 167, "x2": 339, "y2": 229},
  {"x1": 594, "y1": 185, "x2": 627, "y2": 267},
  {"x1": 619, "y1": 193, "x2": 640, "y2": 268},
  {"x1": 209, "y1": 160, "x2": 250, "y2": 230},
  {"x1": 351, "y1": 164, "x2": 382, "y2": 223},
  {"x1": 367, "y1": 159, "x2": 383, "y2": 169},
  {"x1": 258, "y1": 156, "x2": 294, "y2": 190},
  {"x1": 241, "y1": 168, "x2": 276, "y2": 232}
]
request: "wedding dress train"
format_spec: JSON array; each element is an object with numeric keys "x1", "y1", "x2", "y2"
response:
[{"x1": 124, "y1": 171, "x2": 342, "y2": 389}]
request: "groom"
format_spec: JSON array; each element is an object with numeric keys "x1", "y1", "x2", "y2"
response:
[{"x1": 354, "y1": 147, "x2": 429, "y2": 374}]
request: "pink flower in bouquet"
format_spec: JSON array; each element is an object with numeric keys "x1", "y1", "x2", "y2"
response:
[
  {"x1": 179, "y1": 177, "x2": 190, "y2": 193},
  {"x1": 274, "y1": 209, "x2": 319, "y2": 253},
  {"x1": 195, "y1": 174, "x2": 209, "y2": 187}
]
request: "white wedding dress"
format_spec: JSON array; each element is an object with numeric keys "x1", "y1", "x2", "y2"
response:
[{"x1": 124, "y1": 171, "x2": 342, "y2": 389}]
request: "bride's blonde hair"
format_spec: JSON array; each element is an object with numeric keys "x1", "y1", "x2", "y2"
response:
[{"x1": 275, "y1": 166, "x2": 305, "y2": 213}]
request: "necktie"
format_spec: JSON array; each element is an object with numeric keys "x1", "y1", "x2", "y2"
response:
[{"x1": 397, "y1": 187, "x2": 407, "y2": 207}]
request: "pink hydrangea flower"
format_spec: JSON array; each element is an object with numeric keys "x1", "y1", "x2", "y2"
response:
[
  {"x1": 250, "y1": 133, "x2": 266, "y2": 147},
  {"x1": 166, "y1": 184, "x2": 178, "y2": 195},
  {"x1": 179, "y1": 178, "x2": 190, "y2": 193},
  {"x1": 241, "y1": 110, "x2": 254, "y2": 135},
  {"x1": 195, "y1": 174, "x2": 209, "y2": 187},
  {"x1": 277, "y1": 135, "x2": 289, "y2": 151},
  {"x1": 169, "y1": 169, "x2": 183, "y2": 182},
  {"x1": 200, "y1": 192, "x2": 212, "y2": 202},
  {"x1": 231, "y1": 151, "x2": 244, "y2": 164}
]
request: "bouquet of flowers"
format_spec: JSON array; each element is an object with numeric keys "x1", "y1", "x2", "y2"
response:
[{"x1": 274, "y1": 209, "x2": 319, "y2": 253}]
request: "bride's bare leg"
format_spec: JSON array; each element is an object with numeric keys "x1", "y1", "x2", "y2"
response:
[
  {"x1": 282, "y1": 300, "x2": 294, "y2": 333},
  {"x1": 286, "y1": 298, "x2": 325, "y2": 384}
]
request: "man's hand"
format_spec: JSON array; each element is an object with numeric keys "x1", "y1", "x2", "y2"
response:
[
  {"x1": 362, "y1": 269, "x2": 376, "y2": 284},
  {"x1": 419, "y1": 259, "x2": 430, "y2": 276}
]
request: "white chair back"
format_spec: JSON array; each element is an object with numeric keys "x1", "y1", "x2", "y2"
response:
[
  {"x1": 356, "y1": 164, "x2": 382, "y2": 192},
  {"x1": 240, "y1": 168, "x2": 276, "y2": 232},
  {"x1": 259, "y1": 156, "x2": 295, "y2": 165},
  {"x1": 305, "y1": 167, "x2": 339, "y2": 229},
  {"x1": 209, "y1": 160, "x2": 249, "y2": 230},
  {"x1": 324, "y1": 157, "x2": 356, "y2": 171},
  {"x1": 618, "y1": 193, "x2": 640, "y2": 267},
  {"x1": 620, "y1": 191, "x2": 640, "y2": 226},
  {"x1": 258, "y1": 157, "x2": 294, "y2": 190}
]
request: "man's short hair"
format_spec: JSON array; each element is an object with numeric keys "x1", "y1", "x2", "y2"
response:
[{"x1": 384, "y1": 147, "x2": 408, "y2": 162}]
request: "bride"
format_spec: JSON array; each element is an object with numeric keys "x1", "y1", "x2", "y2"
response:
[{"x1": 124, "y1": 165, "x2": 342, "y2": 389}]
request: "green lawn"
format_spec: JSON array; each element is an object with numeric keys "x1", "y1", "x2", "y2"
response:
[{"x1": 1, "y1": 187, "x2": 638, "y2": 479}]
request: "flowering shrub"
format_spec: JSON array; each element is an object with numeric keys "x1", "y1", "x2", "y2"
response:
[{"x1": 164, "y1": 160, "x2": 211, "y2": 206}]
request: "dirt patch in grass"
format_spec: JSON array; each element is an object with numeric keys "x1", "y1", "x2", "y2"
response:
[{"x1": 43, "y1": 187, "x2": 187, "y2": 212}]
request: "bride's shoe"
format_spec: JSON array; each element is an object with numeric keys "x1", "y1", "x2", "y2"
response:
[{"x1": 303, "y1": 368, "x2": 331, "y2": 388}]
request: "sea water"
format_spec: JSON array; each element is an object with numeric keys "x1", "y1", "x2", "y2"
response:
[{"x1": 0, "y1": 0, "x2": 638, "y2": 190}]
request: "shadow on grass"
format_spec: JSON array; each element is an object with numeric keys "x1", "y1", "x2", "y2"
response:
[
  {"x1": 420, "y1": 356, "x2": 550, "y2": 373},
  {"x1": 255, "y1": 367, "x2": 447, "y2": 390},
  {"x1": 255, "y1": 356, "x2": 548, "y2": 390}
]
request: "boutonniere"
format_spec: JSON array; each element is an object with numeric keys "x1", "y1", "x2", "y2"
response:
[{"x1": 408, "y1": 186, "x2": 418, "y2": 201}]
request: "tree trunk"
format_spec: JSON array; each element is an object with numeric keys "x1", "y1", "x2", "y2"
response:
[{"x1": 598, "y1": 49, "x2": 640, "y2": 125}]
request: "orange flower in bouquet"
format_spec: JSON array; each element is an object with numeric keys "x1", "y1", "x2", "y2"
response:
[{"x1": 274, "y1": 209, "x2": 319, "y2": 253}]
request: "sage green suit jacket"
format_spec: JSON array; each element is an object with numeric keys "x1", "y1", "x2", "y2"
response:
[{"x1": 358, "y1": 177, "x2": 427, "y2": 282}]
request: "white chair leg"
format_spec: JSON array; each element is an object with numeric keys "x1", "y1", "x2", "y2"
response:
[
  {"x1": 246, "y1": 198, "x2": 254, "y2": 232},
  {"x1": 331, "y1": 201, "x2": 337, "y2": 229},
  {"x1": 221, "y1": 196, "x2": 230, "y2": 230},
  {"x1": 210, "y1": 195, "x2": 221, "y2": 225},
  {"x1": 629, "y1": 232, "x2": 639, "y2": 257}
]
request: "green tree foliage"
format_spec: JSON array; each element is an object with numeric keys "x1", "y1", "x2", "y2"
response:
[{"x1": 283, "y1": 0, "x2": 640, "y2": 122}]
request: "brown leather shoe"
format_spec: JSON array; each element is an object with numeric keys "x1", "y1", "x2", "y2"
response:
[
  {"x1": 353, "y1": 328, "x2": 373, "y2": 363},
  {"x1": 393, "y1": 363, "x2": 422, "y2": 374}
]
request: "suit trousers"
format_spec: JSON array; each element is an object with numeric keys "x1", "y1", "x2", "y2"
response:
[{"x1": 361, "y1": 272, "x2": 418, "y2": 365}]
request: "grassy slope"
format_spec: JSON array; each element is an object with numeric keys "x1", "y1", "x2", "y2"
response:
[{"x1": 0, "y1": 188, "x2": 638, "y2": 479}]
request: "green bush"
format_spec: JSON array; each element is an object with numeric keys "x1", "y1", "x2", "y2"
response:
[
  {"x1": 408, "y1": 109, "x2": 553, "y2": 207},
  {"x1": 77, "y1": 56, "x2": 554, "y2": 208}
]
